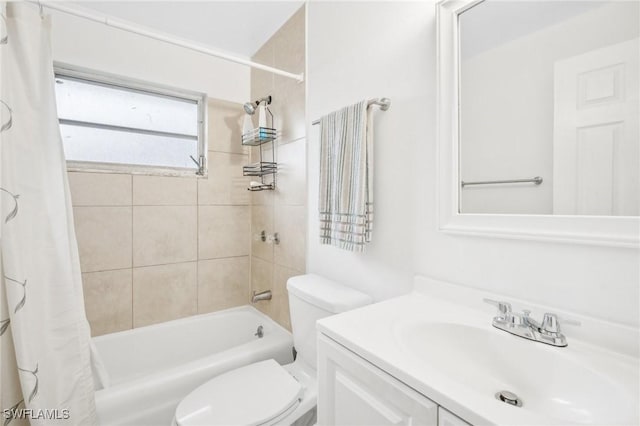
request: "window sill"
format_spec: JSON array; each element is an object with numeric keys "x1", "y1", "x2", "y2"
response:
[{"x1": 66, "y1": 161, "x2": 207, "y2": 178}]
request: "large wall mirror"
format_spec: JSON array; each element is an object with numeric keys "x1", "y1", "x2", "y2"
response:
[
  {"x1": 458, "y1": 1, "x2": 638, "y2": 216},
  {"x1": 437, "y1": 0, "x2": 639, "y2": 247}
]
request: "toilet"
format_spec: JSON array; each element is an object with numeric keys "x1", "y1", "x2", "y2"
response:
[{"x1": 173, "y1": 274, "x2": 372, "y2": 426}]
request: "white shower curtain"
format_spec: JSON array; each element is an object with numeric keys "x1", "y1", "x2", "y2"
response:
[{"x1": 0, "y1": 3, "x2": 97, "y2": 425}]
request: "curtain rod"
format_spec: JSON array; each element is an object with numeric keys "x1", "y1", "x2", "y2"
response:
[{"x1": 37, "y1": 2, "x2": 305, "y2": 83}]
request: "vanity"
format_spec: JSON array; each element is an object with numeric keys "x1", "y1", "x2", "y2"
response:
[{"x1": 316, "y1": 276, "x2": 639, "y2": 425}]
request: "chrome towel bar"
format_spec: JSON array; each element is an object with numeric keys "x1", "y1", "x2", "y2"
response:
[
  {"x1": 461, "y1": 176, "x2": 543, "y2": 187},
  {"x1": 312, "y1": 98, "x2": 391, "y2": 125}
]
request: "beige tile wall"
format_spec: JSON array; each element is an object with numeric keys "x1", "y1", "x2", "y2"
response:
[
  {"x1": 70, "y1": 7, "x2": 306, "y2": 336},
  {"x1": 249, "y1": 5, "x2": 306, "y2": 331},
  {"x1": 70, "y1": 99, "x2": 252, "y2": 336}
]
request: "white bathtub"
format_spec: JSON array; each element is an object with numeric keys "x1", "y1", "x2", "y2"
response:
[{"x1": 93, "y1": 306, "x2": 294, "y2": 425}]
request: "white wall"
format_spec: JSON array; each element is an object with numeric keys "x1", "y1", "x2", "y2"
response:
[
  {"x1": 50, "y1": 10, "x2": 249, "y2": 103},
  {"x1": 307, "y1": 2, "x2": 639, "y2": 327},
  {"x1": 307, "y1": 2, "x2": 432, "y2": 301}
]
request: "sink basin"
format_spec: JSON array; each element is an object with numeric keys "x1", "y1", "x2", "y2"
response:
[{"x1": 396, "y1": 322, "x2": 638, "y2": 425}]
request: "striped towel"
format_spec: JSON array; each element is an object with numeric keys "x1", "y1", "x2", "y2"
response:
[{"x1": 319, "y1": 100, "x2": 373, "y2": 252}]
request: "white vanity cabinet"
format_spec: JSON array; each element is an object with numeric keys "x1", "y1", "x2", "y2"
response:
[{"x1": 317, "y1": 333, "x2": 439, "y2": 425}]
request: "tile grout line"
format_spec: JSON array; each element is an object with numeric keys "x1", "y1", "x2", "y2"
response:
[
  {"x1": 82, "y1": 266, "x2": 134, "y2": 274},
  {"x1": 270, "y1": 63, "x2": 278, "y2": 321},
  {"x1": 74, "y1": 203, "x2": 252, "y2": 207}
]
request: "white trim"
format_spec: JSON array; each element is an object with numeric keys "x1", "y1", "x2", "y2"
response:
[
  {"x1": 436, "y1": 0, "x2": 639, "y2": 249},
  {"x1": 54, "y1": 62, "x2": 206, "y2": 102},
  {"x1": 65, "y1": 161, "x2": 206, "y2": 178},
  {"x1": 40, "y1": 1, "x2": 304, "y2": 83}
]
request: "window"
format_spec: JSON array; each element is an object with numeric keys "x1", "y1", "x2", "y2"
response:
[{"x1": 54, "y1": 65, "x2": 207, "y2": 176}]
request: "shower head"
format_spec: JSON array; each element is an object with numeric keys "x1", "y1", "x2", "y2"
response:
[{"x1": 243, "y1": 95, "x2": 272, "y2": 115}]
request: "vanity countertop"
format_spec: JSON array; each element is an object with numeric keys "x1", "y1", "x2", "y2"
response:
[{"x1": 316, "y1": 278, "x2": 639, "y2": 426}]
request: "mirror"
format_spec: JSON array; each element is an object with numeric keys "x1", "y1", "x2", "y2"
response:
[
  {"x1": 437, "y1": 0, "x2": 639, "y2": 247},
  {"x1": 458, "y1": 1, "x2": 639, "y2": 216}
]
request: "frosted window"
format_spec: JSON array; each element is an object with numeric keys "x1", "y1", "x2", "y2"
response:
[
  {"x1": 54, "y1": 70, "x2": 205, "y2": 173},
  {"x1": 60, "y1": 125, "x2": 197, "y2": 169}
]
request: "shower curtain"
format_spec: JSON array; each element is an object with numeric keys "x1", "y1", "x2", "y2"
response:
[{"x1": 0, "y1": 3, "x2": 97, "y2": 425}]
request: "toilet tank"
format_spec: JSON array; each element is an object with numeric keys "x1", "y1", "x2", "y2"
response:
[{"x1": 286, "y1": 274, "x2": 372, "y2": 371}]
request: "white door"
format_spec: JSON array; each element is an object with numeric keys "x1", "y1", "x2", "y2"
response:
[{"x1": 553, "y1": 38, "x2": 639, "y2": 216}]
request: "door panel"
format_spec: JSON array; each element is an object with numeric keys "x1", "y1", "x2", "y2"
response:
[{"x1": 554, "y1": 38, "x2": 639, "y2": 215}]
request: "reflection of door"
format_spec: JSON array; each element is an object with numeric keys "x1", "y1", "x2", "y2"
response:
[{"x1": 553, "y1": 38, "x2": 639, "y2": 216}]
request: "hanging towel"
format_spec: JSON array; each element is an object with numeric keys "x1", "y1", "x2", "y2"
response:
[{"x1": 319, "y1": 100, "x2": 374, "y2": 252}]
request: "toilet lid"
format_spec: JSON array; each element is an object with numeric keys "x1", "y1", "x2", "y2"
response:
[{"x1": 175, "y1": 359, "x2": 303, "y2": 426}]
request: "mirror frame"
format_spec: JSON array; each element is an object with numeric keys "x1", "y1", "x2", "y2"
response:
[{"x1": 436, "y1": 0, "x2": 639, "y2": 248}]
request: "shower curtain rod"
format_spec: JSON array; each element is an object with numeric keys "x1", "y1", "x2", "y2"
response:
[{"x1": 35, "y1": 2, "x2": 305, "y2": 83}]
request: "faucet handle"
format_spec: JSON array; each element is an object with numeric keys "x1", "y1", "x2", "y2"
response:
[
  {"x1": 540, "y1": 313, "x2": 581, "y2": 335},
  {"x1": 483, "y1": 298, "x2": 512, "y2": 318}
]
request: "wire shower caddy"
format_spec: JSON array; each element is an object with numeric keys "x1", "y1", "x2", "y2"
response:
[{"x1": 242, "y1": 103, "x2": 277, "y2": 191}]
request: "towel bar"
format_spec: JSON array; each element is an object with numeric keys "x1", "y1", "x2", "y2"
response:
[
  {"x1": 311, "y1": 98, "x2": 391, "y2": 125},
  {"x1": 461, "y1": 176, "x2": 543, "y2": 187}
]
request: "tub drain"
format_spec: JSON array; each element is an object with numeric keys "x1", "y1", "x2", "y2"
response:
[{"x1": 495, "y1": 390, "x2": 523, "y2": 407}]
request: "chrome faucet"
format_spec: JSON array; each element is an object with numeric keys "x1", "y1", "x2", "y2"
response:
[{"x1": 484, "y1": 299, "x2": 580, "y2": 347}]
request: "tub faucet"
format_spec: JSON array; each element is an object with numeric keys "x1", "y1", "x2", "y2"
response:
[
  {"x1": 252, "y1": 290, "x2": 272, "y2": 303},
  {"x1": 484, "y1": 298, "x2": 580, "y2": 347}
]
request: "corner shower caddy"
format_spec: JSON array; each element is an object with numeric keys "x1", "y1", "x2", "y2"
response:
[{"x1": 242, "y1": 105, "x2": 277, "y2": 192}]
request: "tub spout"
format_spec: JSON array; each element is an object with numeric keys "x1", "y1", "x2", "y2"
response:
[{"x1": 252, "y1": 290, "x2": 272, "y2": 303}]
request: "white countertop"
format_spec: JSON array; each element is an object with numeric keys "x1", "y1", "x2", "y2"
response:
[{"x1": 316, "y1": 277, "x2": 639, "y2": 426}]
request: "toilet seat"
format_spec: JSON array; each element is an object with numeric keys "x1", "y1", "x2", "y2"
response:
[{"x1": 174, "y1": 359, "x2": 304, "y2": 426}]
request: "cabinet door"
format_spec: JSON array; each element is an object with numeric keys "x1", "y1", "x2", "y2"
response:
[
  {"x1": 438, "y1": 407, "x2": 472, "y2": 426},
  {"x1": 318, "y1": 333, "x2": 438, "y2": 426}
]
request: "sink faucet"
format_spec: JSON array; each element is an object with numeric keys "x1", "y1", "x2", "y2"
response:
[{"x1": 484, "y1": 299, "x2": 580, "y2": 347}]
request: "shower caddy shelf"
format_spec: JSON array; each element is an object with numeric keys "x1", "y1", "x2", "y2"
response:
[
  {"x1": 241, "y1": 127, "x2": 277, "y2": 146},
  {"x1": 242, "y1": 110, "x2": 277, "y2": 191}
]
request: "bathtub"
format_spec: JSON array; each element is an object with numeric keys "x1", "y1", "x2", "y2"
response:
[{"x1": 93, "y1": 305, "x2": 294, "y2": 426}]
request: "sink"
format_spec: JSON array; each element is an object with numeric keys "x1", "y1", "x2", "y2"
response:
[{"x1": 396, "y1": 322, "x2": 638, "y2": 425}]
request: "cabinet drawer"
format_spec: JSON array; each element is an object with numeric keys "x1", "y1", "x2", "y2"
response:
[{"x1": 318, "y1": 333, "x2": 438, "y2": 426}]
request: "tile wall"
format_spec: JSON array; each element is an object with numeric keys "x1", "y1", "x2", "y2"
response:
[
  {"x1": 70, "y1": 99, "x2": 252, "y2": 336},
  {"x1": 70, "y1": 6, "x2": 306, "y2": 336},
  {"x1": 249, "y1": 6, "x2": 306, "y2": 330}
]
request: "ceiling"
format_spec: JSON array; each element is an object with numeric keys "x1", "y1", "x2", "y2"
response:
[
  {"x1": 460, "y1": 1, "x2": 606, "y2": 59},
  {"x1": 66, "y1": 1, "x2": 304, "y2": 57}
]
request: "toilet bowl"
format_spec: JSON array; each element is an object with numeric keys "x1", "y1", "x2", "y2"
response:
[{"x1": 173, "y1": 274, "x2": 372, "y2": 426}]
